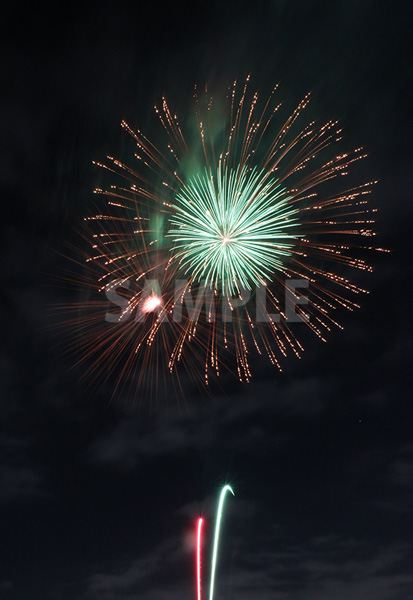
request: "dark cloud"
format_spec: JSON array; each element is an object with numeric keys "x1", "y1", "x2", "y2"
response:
[
  {"x1": 77, "y1": 527, "x2": 413, "y2": 600},
  {"x1": 88, "y1": 376, "x2": 335, "y2": 469},
  {"x1": 0, "y1": 462, "x2": 44, "y2": 503},
  {"x1": 83, "y1": 536, "x2": 188, "y2": 600},
  {"x1": 0, "y1": 430, "x2": 46, "y2": 504},
  {"x1": 0, "y1": 581, "x2": 14, "y2": 591}
]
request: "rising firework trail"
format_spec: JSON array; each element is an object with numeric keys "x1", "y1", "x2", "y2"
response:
[
  {"x1": 197, "y1": 518, "x2": 204, "y2": 600},
  {"x1": 209, "y1": 485, "x2": 235, "y2": 600}
]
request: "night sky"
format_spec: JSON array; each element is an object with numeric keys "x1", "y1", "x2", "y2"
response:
[{"x1": 1, "y1": 2, "x2": 413, "y2": 599}]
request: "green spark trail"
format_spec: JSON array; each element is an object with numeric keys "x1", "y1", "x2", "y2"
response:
[{"x1": 209, "y1": 485, "x2": 235, "y2": 600}]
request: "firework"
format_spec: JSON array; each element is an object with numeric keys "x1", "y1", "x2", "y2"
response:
[
  {"x1": 64, "y1": 77, "x2": 383, "y2": 392},
  {"x1": 197, "y1": 518, "x2": 203, "y2": 600},
  {"x1": 168, "y1": 164, "x2": 299, "y2": 296},
  {"x1": 209, "y1": 485, "x2": 235, "y2": 600},
  {"x1": 194, "y1": 486, "x2": 234, "y2": 600}
]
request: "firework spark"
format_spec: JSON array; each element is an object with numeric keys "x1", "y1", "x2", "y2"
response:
[{"x1": 62, "y1": 77, "x2": 384, "y2": 393}]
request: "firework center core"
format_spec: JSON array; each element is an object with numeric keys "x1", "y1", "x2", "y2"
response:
[{"x1": 167, "y1": 165, "x2": 298, "y2": 295}]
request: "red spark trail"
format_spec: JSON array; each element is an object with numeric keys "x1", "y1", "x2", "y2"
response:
[{"x1": 197, "y1": 518, "x2": 204, "y2": 600}]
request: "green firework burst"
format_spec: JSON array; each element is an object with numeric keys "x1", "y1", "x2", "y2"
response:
[
  {"x1": 70, "y1": 78, "x2": 379, "y2": 391},
  {"x1": 168, "y1": 164, "x2": 299, "y2": 296}
]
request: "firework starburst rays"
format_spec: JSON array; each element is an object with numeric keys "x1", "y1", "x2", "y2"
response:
[
  {"x1": 168, "y1": 164, "x2": 299, "y2": 296},
  {"x1": 62, "y1": 78, "x2": 381, "y2": 392}
]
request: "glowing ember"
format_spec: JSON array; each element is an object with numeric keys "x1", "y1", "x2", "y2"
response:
[{"x1": 141, "y1": 295, "x2": 162, "y2": 313}]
